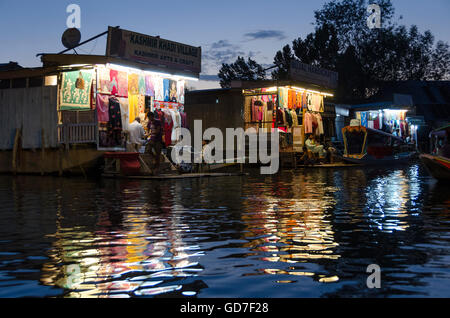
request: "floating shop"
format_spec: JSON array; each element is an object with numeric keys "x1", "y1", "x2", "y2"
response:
[
  {"x1": 0, "y1": 27, "x2": 201, "y2": 175},
  {"x1": 185, "y1": 60, "x2": 338, "y2": 168}
]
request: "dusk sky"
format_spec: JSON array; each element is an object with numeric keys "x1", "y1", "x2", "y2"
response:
[{"x1": 1, "y1": 0, "x2": 449, "y2": 88}]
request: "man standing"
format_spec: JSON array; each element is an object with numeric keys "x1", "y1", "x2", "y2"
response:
[
  {"x1": 128, "y1": 117, "x2": 146, "y2": 152},
  {"x1": 146, "y1": 112, "x2": 163, "y2": 175}
]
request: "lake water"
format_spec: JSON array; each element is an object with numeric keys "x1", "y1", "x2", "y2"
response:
[{"x1": 0, "y1": 163, "x2": 449, "y2": 298}]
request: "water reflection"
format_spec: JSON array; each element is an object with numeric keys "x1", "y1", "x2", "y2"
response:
[
  {"x1": 36, "y1": 180, "x2": 207, "y2": 298},
  {"x1": 241, "y1": 171, "x2": 340, "y2": 284},
  {"x1": 0, "y1": 164, "x2": 450, "y2": 297}
]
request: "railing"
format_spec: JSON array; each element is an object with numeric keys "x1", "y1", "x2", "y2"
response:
[{"x1": 58, "y1": 123, "x2": 97, "y2": 145}]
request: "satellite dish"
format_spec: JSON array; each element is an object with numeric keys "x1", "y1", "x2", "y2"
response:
[{"x1": 62, "y1": 28, "x2": 81, "y2": 49}]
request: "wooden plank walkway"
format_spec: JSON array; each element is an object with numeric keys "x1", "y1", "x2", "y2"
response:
[
  {"x1": 295, "y1": 163, "x2": 362, "y2": 168},
  {"x1": 102, "y1": 172, "x2": 248, "y2": 180}
]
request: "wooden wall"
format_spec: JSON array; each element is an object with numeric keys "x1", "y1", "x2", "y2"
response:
[{"x1": 0, "y1": 86, "x2": 58, "y2": 150}]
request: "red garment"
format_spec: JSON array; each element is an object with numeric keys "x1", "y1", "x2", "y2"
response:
[
  {"x1": 164, "y1": 120, "x2": 173, "y2": 147},
  {"x1": 296, "y1": 92, "x2": 302, "y2": 109},
  {"x1": 302, "y1": 92, "x2": 308, "y2": 109},
  {"x1": 373, "y1": 116, "x2": 380, "y2": 130}
]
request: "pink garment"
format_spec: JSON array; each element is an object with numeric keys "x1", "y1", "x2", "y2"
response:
[
  {"x1": 110, "y1": 69, "x2": 128, "y2": 97},
  {"x1": 258, "y1": 106, "x2": 264, "y2": 121},
  {"x1": 304, "y1": 112, "x2": 313, "y2": 134},
  {"x1": 96, "y1": 94, "x2": 109, "y2": 122}
]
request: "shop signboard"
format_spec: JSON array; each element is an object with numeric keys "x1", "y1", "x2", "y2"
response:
[
  {"x1": 106, "y1": 27, "x2": 201, "y2": 77},
  {"x1": 289, "y1": 60, "x2": 338, "y2": 89}
]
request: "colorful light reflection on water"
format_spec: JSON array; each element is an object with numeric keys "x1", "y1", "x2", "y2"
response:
[{"x1": 0, "y1": 164, "x2": 449, "y2": 298}]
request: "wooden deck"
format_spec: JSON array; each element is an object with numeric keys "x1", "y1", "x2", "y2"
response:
[
  {"x1": 295, "y1": 163, "x2": 362, "y2": 168},
  {"x1": 102, "y1": 172, "x2": 248, "y2": 180}
]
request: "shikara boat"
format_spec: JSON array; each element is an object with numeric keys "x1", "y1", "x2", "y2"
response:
[
  {"x1": 340, "y1": 125, "x2": 415, "y2": 165},
  {"x1": 420, "y1": 125, "x2": 450, "y2": 182}
]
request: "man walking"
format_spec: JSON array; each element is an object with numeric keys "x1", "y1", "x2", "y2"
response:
[
  {"x1": 146, "y1": 112, "x2": 163, "y2": 175},
  {"x1": 128, "y1": 117, "x2": 146, "y2": 152}
]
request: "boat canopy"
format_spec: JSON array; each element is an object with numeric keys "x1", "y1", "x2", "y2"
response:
[
  {"x1": 430, "y1": 124, "x2": 450, "y2": 138},
  {"x1": 342, "y1": 125, "x2": 406, "y2": 157},
  {"x1": 342, "y1": 126, "x2": 404, "y2": 143}
]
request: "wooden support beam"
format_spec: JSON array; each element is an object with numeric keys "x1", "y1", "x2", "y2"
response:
[
  {"x1": 41, "y1": 129, "x2": 46, "y2": 176},
  {"x1": 12, "y1": 128, "x2": 21, "y2": 175}
]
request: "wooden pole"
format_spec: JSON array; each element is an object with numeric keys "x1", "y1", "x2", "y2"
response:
[
  {"x1": 41, "y1": 129, "x2": 46, "y2": 176},
  {"x1": 12, "y1": 128, "x2": 21, "y2": 175},
  {"x1": 58, "y1": 146, "x2": 63, "y2": 177}
]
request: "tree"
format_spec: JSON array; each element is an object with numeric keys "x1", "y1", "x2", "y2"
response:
[
  {"x1": 427, "y1": 41, "x2": 450, "y2": 80},
  {"x1": 273, "y1": 0, "x2": 450, "y2": 102},
  {"x1": 271, "y1": 45, "x2": 295, "y2": 80},
  {"x1": 292, "y1": 23, "x2": 340, "y2": 70},
  {"x1": 218, "y1": 56, "x2": 266, "y2": 88}
]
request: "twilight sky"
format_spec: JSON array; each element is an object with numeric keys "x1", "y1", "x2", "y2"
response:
[{"x1": 1, "y1": 0, "x2": 449, "y2": 89}]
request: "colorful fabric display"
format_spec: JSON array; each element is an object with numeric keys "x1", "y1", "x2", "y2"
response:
[
  {"x1": 96, "y1": 94, "x2": 110, "y2": 122},
  {"x1": 154, "y1": 76, "x2": 164, "y2": 101},
  {"x1": 118, "y1": 97, "x2": 129, "y2": 131},
  {"x1": 97, "y1": 67, "x2": 112, "y2": 94},
  {"x1": 60, "y1": 70, "x2": 93, "y2": 110},
  {"x1": 110, "y1": 69, "x2": 128, "y2": 97},
  {"x1": 163, "y1": 79, "x2": 170, "y2": 102},
  {"x1": 145, "y1": 75, "x2": 155, "y2": 97},
  {"x1": 108, "y1": 97, "x2": 122, "y2": 130},
  {"x1": 128, "y1": 74, "x2": 139, "y2": 95},
  {"x1": 177, "y1": 81, "x2": 185, "y2": 104},
  {"x1": 128, "y1": 94, "x2": 139, "y2": 124}
]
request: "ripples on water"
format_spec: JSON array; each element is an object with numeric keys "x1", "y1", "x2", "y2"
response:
[{"x1": 0, "y1": 164, "x2": 449, "y2": 298}]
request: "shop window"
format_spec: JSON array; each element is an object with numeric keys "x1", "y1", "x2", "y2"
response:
[
  {"x1": 12, "y1": 78, "x2": 26, "y2": 88},
  {"x1": 0, "y1": 79, "x2": 10, "y2": 89},
  {"x1": 29, "y1": 77, "x2": 43, "y2": 87}
]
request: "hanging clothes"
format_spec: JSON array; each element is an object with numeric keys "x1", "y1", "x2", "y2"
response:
[
  {"x1": 276, "y1": 108, "x2": 284, "y2": 126},
  {"x1": 180, "y1": 112, "x2": 187, "y2": 129},
  {"x1": 138, "y1": 75, "x2": 146, "y2": 95},
  {"x1": 295, "y1": 92, "x2": 302, "y2": 109},
  {"x1": 98, "y1": 67, "x2": 112, "y2": 95},
  {"x1": 128, "y1": 74, "x2": 139, "y2": 95},
  {"x1": 170, "y1": 109, "x2": 181, "y2": 143},
  {"x1": 60, "y1": 70, "x2": 93, "y2": 110},
  {"x1": 291, "y1": 109, "x2": 299, "y2": 126},
  {"x1": 110, "y1": 69, "x2": 128, "y2": 97},
  {"x1": 278, "y1": 87, "x2": 288, "y2": 108},
  {"x1": 282, "y1": 108, "x2": 287, "y2": 126},
  {"x1": 360, "y1": 112, "x2": 368, "y2": 127},
  {"x1": 315, "y1": 113, "x2": 324, "y2": 135},
  {"x1": 118, "y1": 97, "x2": 129, "y2": 132},
  {"x1": 163, "y1": 79, "x2": 170, "y2": 102},
  {"x1": 164, "y1": 113, "x2": 174, "y2": 147},
  {"x1": 177, "y1": 80, "x2": 185, "y2": 104},
  {"x1": 285, "y1": 109, "x2": 293, "y2": 127},
  {"x1": 373, "y1": 115, "x2": 380, "y2": 130},
  {"x1": 96, "y1": 94, "x2": 110, "y2": 123},
  {"x1": 145, "y1": 75, "x2": 155, "y2": 97},
  {"x1": 128, "y1": 94, "x2": 139, "y2": 124},
  {"x1": 108, "y1": 97, "x2": 122, "y2": 130},
  {"x1": 304, "y1": 112, "x2": 313, "y2": 134},
  {"x1": 287, "y1": 90, "x2": 294, "y2": 109},
  {"x1": 154, "y1": 76, "x2": 164, "y2": 101},
  {"x1": 137, "y1": 95, "x2": 146, "y2": 121}
]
